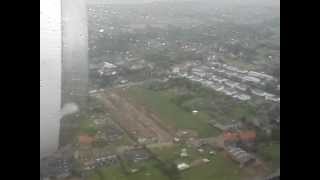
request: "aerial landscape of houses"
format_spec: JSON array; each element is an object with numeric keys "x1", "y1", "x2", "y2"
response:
[{"x1": 41, "y1": 0, "x2": 280, "y2": 180}]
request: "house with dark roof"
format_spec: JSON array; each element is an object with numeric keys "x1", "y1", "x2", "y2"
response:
[
  {"x1": 225, "y1": 147, "x2": 255, "y2": 168},
  {"x1": 40, "y1": 157, "x2": 72, "y2": 179}
]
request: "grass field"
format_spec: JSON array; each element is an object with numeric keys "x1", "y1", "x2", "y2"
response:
[
  {"x1": 180, "y1": 152, "x2": 249, "y2": 180},
  {"x1": 150, "y1": 145, "x2": 181, "y2": 162},
  {"x1": 150, "y1": 145, "x2": 251, "y2": 180},
  {"x1": 89, "y1": 160, "x2": 171, "y2": 180},
  {"x1": 89, "y1": 146, "x2": 250, "y2": 180},
  {"x1": 76, "y1": 106, "x2": 134, "y2": 150},
  {"x1": 150, "y1": 144, "x2": 203, "y2": 164},
  {"x1": 125, "y1": 87, "x2": 220, "y2": 138},
  {"x1": 257, "y1": 142, "x2": 280, "y2": 171},
  {"x1": 125, "y1": 81, "x2": 261, "y2": 132}
]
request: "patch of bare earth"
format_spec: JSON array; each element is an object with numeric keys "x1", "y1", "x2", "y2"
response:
[{"x1": 100, "y1": 89, "x2": 173, "y2": 144}]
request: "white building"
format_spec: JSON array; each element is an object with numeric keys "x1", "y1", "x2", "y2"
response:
[
  {"x1": 215, "y1": 85, "x2": 225, "y2": 92},
  {"x1": 224, "y1": 80, "x2": 239, "y2": 88},
  {"x1": 192, "y1": 71, "x2": 206, "y2": 78},
  {"x1": 215, "y1": 69, "x2": 226, "y2": 73},
  {"x1": 177, "y1": 163, "x2": 190, "y2": 171},
  {"x1": 235, "y1": 83, "x2": 248, "y2": 91},
  {"x1": 248, "y1": 71, "x2": 274, "y2": 81},
  {"x1": 233, "y1": 94, "x2": 251, "y2": 101},
  {"x1": 212, "y1": 76, "x2": 228, "y2": 83},
  {"x1": 222, "y1": 88, "x2": 238, "y2": 96},
  {"x1": 266, "y1": 96, "x2": 280, "y2": 102},
  {"x1": 264, "y1": 92, "x2": 275, "y2": 98},
  {"x1": 251, "y1": 89, "x2": 266, "y2": 97},
  {"x1": 242, "y1": 76, "x2": 261, "y2": 83},
  {"x1": 172, "y1": 67, "x2": 180, "y2": 74},
  {"x1": 103, "y1": 62, "x2": 117, "y2": 69}
]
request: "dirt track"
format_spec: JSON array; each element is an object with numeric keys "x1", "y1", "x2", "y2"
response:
[{"x1": 100, "y1": 88, "x2": 173, "y2": 144}]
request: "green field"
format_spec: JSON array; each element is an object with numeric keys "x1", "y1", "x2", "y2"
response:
[
  {"x1": 150, "y1": 145, "x2": 251, "y2": 180},
  {"x1": 150, "y1": 145, "x2": 181, "y2": 162},
  {"x1": 75, "y1": 102, "x2": 134, "y2": 150},
  {"x1": 181, "y1": 152, "x2": 249, "y2": 180},
  {"x1": 150, "y1": 144, "x2": 204, "y2": 164},
  {"x1": 89, "y1": 160, "x2": 171, "y2": 180},
  {"x1": 127, "y1": 78, "x2": 263, "y2": 126},
  {"x1": 89, "y1": 146, "x2": 250, "y2": 180},
  {"x1": 126, "y1": 87, "x2": 220, "y2": 138},
  {"x1": 257, "y1": 142, "x2": 280, "y2": 171}
]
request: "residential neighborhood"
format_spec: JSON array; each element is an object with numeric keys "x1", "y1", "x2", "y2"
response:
[
  {"x1": 41, "y1": 1, "x2": 280, "y2": 180},
  {"x1": 171, "y1": 60, "x2": 279, "y2": 103}
]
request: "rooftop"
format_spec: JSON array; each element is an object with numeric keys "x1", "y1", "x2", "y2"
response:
[
  {"x1": 78, "y1": 135, "x2": 95, "y2": 145},
  {"x1": 226, "y1": 147, "x2": 255, "y2": 166}
]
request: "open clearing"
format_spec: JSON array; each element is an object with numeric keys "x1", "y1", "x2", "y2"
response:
[
  {"x1": 124, "y1": 86, "x2": 221, "y2": 138},
  {"x1": 89, "y1": 160, "x2": 170, "y2": 180},
  {"x1": 100, "y1": 88, "x2": 173, "y2": 144}
]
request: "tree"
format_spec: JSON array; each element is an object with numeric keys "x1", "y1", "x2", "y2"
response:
[
  {"x1": 158, "y1": 161, "x2": 181, "y2": 180},
  {"x1": 83, "y1": 126, "x2": 98, "y2": 136}
]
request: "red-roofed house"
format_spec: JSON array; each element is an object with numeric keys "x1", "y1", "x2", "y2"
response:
[
  {"x1": 78, "y1": 134, "x2": 95, "y2": 147},
  {"x1": 223, "y1": 132, "x2": 239, "y2": 146},
  {"x1": 223, "y1": 130, "x2": 256, "y2": 150},
  {"x1": 239, "y1": 131, "x2": 256, "y2": 142}
]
